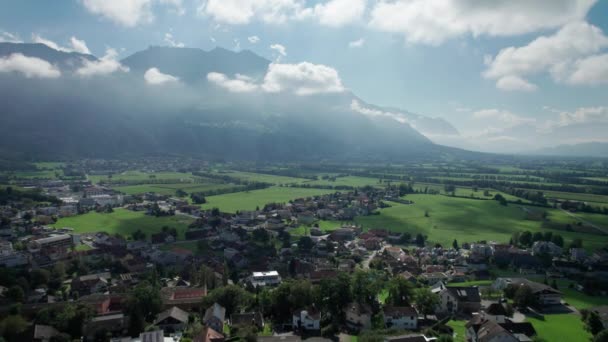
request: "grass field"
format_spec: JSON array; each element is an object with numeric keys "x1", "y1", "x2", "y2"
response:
[
  {"x1": 88, "y1": 171, "x2": 199, "y2": 184},
  {"x1": 527, "y1": 314, "x2": 591, "y2": 342},
  {"x1": 542, "y1": 190, "x2": 608, "y2": 205},
  {"x1": 200, "y1": 187, "x2": 337, "y2": 213},
  {"x1": 412, "y1": 183, "x2": 529, "y2": 203},
  {"x1": 213, "y1": 171, "x2": 309, "y2": 185},
  {"x1": 51, "y1": 208, "x2": 194, "y2": 240},
  {"x1": 447, "y1": 320, "x2": 466, "y2": 342},
  {"x1": 289, "y1": 220, "x2": 346, "y2": 236},
  {"x1": 303, "y1": 176, "x2": 385, "y2": 188},
  {"x1": 112, "y1": 183, "x2": 239, "y2": 195},
  {"x1": 354, "y1": 194, "x2": 608, "y2": 250}
]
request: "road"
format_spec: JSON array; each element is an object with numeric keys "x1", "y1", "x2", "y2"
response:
[
  {"x1": 560, "y1": 208, "x2": 608, "y2": 235},
  {"x1": 362, "y1": 244, "x2": 388, "y2": 269}
]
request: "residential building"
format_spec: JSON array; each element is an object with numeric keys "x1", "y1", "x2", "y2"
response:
[
  {"x1": 204, "y1": 303, "x2": 226, "y2": 333},
  {"x1": 251, "y1": 271, "x2": 281, "y2": 287},
  {"x1": 292, "y1": 308, "x2": 321, "y2": 331},
  {"x1": 383, "y1": 306, "x2": 418, "y2": 330}
]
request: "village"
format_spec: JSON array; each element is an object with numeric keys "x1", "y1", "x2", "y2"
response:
[{"x1": 1, "y1": 172, "x2": 608, "y2": 342}]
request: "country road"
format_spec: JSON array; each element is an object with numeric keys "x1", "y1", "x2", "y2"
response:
[
  {"x1": 362, "y1": 244, "x2": 388, "y2": 269},
  {"x1": 560, "y1": 208, "x2": 608, "y2": 235}
]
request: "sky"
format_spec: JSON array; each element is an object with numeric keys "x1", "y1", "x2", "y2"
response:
[{"x1": 1, "y1": 0, "x2": 608, "y2": 153}]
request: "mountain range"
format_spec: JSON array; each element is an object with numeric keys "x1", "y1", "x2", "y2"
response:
[{"x1": 0, "y1": 43, "x2": 470, "y2": 161}]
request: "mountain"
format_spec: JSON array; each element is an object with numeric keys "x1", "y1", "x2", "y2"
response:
[
  {"x1": 533, "y1": 142, "x2": 608, "y2": 158},
  {"x1": 0, "y1": 43, "x2": 471, "y2": 161},
  {"x1": 121, "y1": 46, "x2": 270, "y2": 83},
  {"x1": 0, "y1": 42, "x2": 96, "y2": 70}
]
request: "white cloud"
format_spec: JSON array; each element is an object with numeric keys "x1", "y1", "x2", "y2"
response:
[
  {"x1": 32, "y1": 34, "x2": 91, "y2": 54},
  {"x1": 81, "y1": 0, "x2": 153, "y2": 27},
  {"x1": 75, "y1": 48, "x2": 129, "y2": 77},
  {"x1": 159, "y1": 0, "x2": 185, "y2": 15},
  {"x1": 69, "y1": 37, "x2": 91, "y2": 54},
  {"x1": 472, "y1": 109, "x2": 536, "y2": 130},
  {"x1": 164, "y1": 33, "x2": 185, "y2": 47},
  {"x1": 0, "y1": 53, "x2": 61, "y2": 78},
  {"x1": 144, "y1": 67, "x2": 179, "y2": 85},
  {"x1": 208, "y1": 62, "x2": 345, "y2": 96},
  {"x1": 248, "y1": 36, "x2": 260, "y2": 44},
  {"x1": 270, "y1": 44, "x2": 287, "y2": 61},
  {"x1": 313, "y1": 0, "x2": 365, "y2": 27},
  {"x1": 350, "y1": 100, "x2": 409, "y2": 124},
  {"x1": 262, "y1": 62, "x2": 344, "y2": 95},
  {"x1": 234, "y1": 39, "x2": 241, "y2": 51},
  {"x1": 348, "y1": 38, "x2": 365, "y2": 48},
  {"x1": 551, "y1": 107, "x2": 608, "y2": 128},
  {"x1": 0, "y1": 31, "x2": 23, "y2": 43},
  {"x1": 369, "y1": 0, "x2": 596, "y2": 45},
  {"x1": 484, "y1": 21, "x2": 608, "y2": 89},
  {"x1": 198, "y1": 0, "x2": 311, "y2": 25},
  {"x1": 495, "y1": 75, "x2": 538, "y2": 92},
  {"x1": 207, "y1": 72, "x2": 259, "y2": 93}
]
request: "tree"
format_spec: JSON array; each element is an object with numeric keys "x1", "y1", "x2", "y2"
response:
[
  {"x1": 132, "y1": 229, "x2": 146, "y2": 241},
  {"x1": 298, "y1": 236, "x2": 314, "y2": 251},
  {"x1": 452, "y1": 239, "x2": 459, "y2": 250},
  {"x1": 585, "y1": 311, "x2": 605, "y2": 336},
  {"x1": 319, "y1": 273, "x2": 352, "y2": 321},
  {"x1": 415, "y1": 234, "x2": 426, "y2": 247},
  {"x1": 594, "y1": 330, "x2": 608, "y2": 342},
  {"x1": 437, "y1": 335, "x2": 454, "y2": 342},
  {"x1": 191, "y1": 193, "x2": 206, "y2": 204},
  {"x1": 30, "y1": 268, "x2": 50, "y2": 287},
  {"x1": 6, "y1": 286, "x2": 24, "y2": 303},
  {"x1": 513, "y1": 285, "x2": 537, "y2": 309},
  {"x1": 0, "y1": 315, "x2": 28, "y2": 342},
  {"x1": 570, "y1": 238, "x2": 583, "y2": 249},
  {"x1": 386, "y1": 276, "x2": 414, "y2": 306},
  {"x1": 519, "y1": 231, "x2": 533, "y2": 247},
  {"x1": 351, "y1": 270, "x2": 383, "y2": 306},
  {"x1": 494, "y1": 194, "x2": 508, "y2": 206},
  {"x1": 202, "y1": 285, "x2": 253, "y2": 317},
  {"x1": 175, "y1": 189, "x2": 187, "y2": 197},
  {"x1": 415, "y1": 288, "x2": 440, "y2": 319},
  {"x1": 532, "y1": 232, "x2": 543, "y2": 243},
  {"x1": 125, "y1": 282, "x2": 163, "y2": 336},
  {"x1": 551, "y1": 234, "x2": 564, "y2": 247},
  {"x1": 53, "y1": 303, "x2": 94, "y2": 338}
]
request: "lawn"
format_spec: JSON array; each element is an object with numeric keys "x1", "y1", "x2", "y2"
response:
[
  {"x1": 447, "y1": 320, "x2": 466, "y2": 342},
  {"x1": 88, "y1": 171, "x2": 199, "y2": 184},
  {"x1": 540, "y1": 190, "x2": 608, "y2": 206},
  {"x1": 303, "y1": 176, "x2": 385, "y2": 188},
  {"x1": 200, "y1": 187, "x2": 338, "y2": 213},
  {"x1": 51, "y1": 208, "x2": 194, "y2": 240},
  {"x1": 354, "y1": 194, "x2": 608, "y2": 250},
  {"x1": 290, "y1": 220, "x2": 347, "y2": 236},
  {"x1": 527, "y1": 314, "x2": 591, "y2": 342},
  {"x1": 213, "y1": 171, "x2": 309, "y2": 185},
  {"x1": 446, "y1": 280, "x2": 493, "y2": 287},
  {"x1": 112, "y1": 183, "x2": 239, "y2": 195}
]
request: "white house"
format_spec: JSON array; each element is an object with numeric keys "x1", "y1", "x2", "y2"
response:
[
  {"x1": 383, "y1": 306, "x2": 418, "y2": 330},
  {"x1": 251, "y1": 271, "x2": 281, "y2": 288},
  {"x1": 292, "y1": 308, "x2": 321, "y2": 331}
]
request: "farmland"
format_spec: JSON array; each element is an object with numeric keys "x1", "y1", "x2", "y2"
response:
[
  {"x1": 111, "y1": 182, "x2": 240, "y2": 196},
  {"x1": 199, "y1": 186, "x2": 338, "y2": 213},
  {"x1": 51, "y1": 208, "x2": 194, "y2": 240},
  {"x1": 88, "y1": 171, "x2": 200, "y2": 184},
  {"x1": 355, "y1": 194, "x2": 608, "y2": 250}
]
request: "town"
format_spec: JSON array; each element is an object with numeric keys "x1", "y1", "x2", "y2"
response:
[{"x1": 1, "y1": 160, "x2": 608, "y2": 342}]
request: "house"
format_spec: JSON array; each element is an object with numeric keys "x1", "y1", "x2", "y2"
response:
[
  {"x1": 383, "y1": 306, "x2": 418, "y2": 330},
  {"x1": 194, "y1": 327, "x2": 225, "y2": 342},
  {"x1": 139, "y1": 330, "x2": 165, "y2": 342},
  {"x1": 71, "y1": 272, "x2": 111, "y2": 296},
  {"x1": 33, "y1": 324, "x2": 60, "y2": 342},
  {"x1": 433, "y1": 282, "x2": 481, "y2": 314},
  {"x1": 344, "y1": 302, "x2": 372, "y2": 331},
  {"x1": 570, "y1": 248, "x2": 587, "y2": 262},
  {"x1": 252, "y1": 271, "x2": 281, "y2": 287},
  {"x1": 161, "y1": 286, "x2": 207, "y2": 310},
  {"x1": 420, "y1": 272, "x2": 448, "y2": 285},
  {"x1": 154, "y1": 306, "x2": 190, "y2": 332},
  {"x1": 588, "y1": 306, "x2": 608, "y2": 329},
  {"x1": 466, "y1": 314, "x2": 536, "y2": 342},
  {"x1": 330, "y1": 228, "x2": 357, "y2": 241},
  {"x1": 292, "y1": 308, "x2": 321, "y2": 331},
  {"x1": 204, "y1": 303, "x2": 226, "y2": 333},
  {"x1": 385, "y1": 335, "x2": 437, "y2": 342},
  {"x1": 84, "y1": 314, "x2": 128, "y2": 341},
  {"x1": 27, "y1": 234, "x2": 73, "y2": 260},
  {"x1": 492, "y1": 278, "x2": 561, "y2": 306},
  {"x1": 532, "y1": 241, "x2": 562, "y2": 257},
  {"x1": 231, "y1": 312, "x2": 265, "y2": 329}
]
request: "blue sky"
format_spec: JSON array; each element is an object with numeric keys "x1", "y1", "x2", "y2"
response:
[{"x1": 1, "y1": 0, "x2": 608, "y2": 152}]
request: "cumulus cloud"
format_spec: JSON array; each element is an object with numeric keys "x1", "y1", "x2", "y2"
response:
[
  {"x1": 207, "y1": 72, "x2": 259, "y2": 93},
  {"x1": 495, "y1": 75, "x2": 538, "y2": 92},
  {"x1": 198, "y1": 0, "x2": 311, "y2": 25},
  {"x1": 32, "y1": 35, "x2": 91, "y2": 54},
  {"x1": 81, "y1": 0, "x2": 153, "y2": 27},
  {"x1": 262, "y1": 62, "x2": 344, "y2": 95},
  {"x1": 484, "y1": 21, "x2": 608, "y2": 90},
  {"x1": 75, "y1": 48, "x2": 129, "y2": 77},
  {"x1": 313, "y1": 0, "x2": 365, "y2": 27},
  {"x1": 164, "y1": 33, "x2": 185, "y2": 47},
  {"x1": 248, "y1": 36, "x2": 260, "y2": 44},
  {"x1": 541, "y1": 107, "x2": 608, "y2": 131},
  {"x1": 270, "y1": 44, "x2": 287, "y2": 61},
  {"x1": 0, "y1": 31, "x2": 23, "y2": 43},
  {"x1": 207, "y1": 62, "x2": 345, "y2": 96},
  {"x1": 144, "y1": 67, "x2": 179, "y2": 85},
  {"x1": 369, "y1": 0, "x2": 596, "y2": 45},
  {"x1": 0, "y1": 53, "x2": 61, "y2": 78},
  {"x1": 348, "y1": 38, "x2": 365, "y2": 48},
  {"x1": 350, "y1": 100, "x2": 409, "y2": 124}
]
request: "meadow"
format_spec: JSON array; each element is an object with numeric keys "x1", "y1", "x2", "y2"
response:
[
  {"x1": 210, "y1": 171, "x2": 309, "y2": 185},
  {"x1": 111, "y1": 182, "x2": 239, "y2": 195},
  {"x1": 527, "y1": 314, "x2": 591, "y2": 342},
  {"x1": 302, "y1": 176, "x2": 385, "y2": 188},
  {"x1": 354, "y1": 194, "x2": 608, "y2": 250},
  {"x1": 200, "y1": 186, "x2": 338, "y2": 213},
  {"x1": 51, "y1": 208, "x2": 194, "y2": 240},
  {"x1": 88, "y1": 171, "x2": 200, "y2": 184}
]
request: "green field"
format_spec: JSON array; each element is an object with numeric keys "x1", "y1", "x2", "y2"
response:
[
  {"x1": 289, "y1": 220, "x2": 346, "y2": 236},
  {"x1": 413, "y1": 183, "x2": 528, "y2": 202},
  {"x1": 200, "y1": 186, "x2": 338, "y2": 213},
  {"x1": 447, "y1": 320, "x2": 466, "y2": 342},
  {"x1": 542, "y1": 190, "x2": 608, "y2": 205},
  {"x1": 213, "y1": 171, "x2": 309, "y2": 185},
  {"x1": 303, "y1": 176, "x2": 385, "y2": 188},
  {"x1": 88, "y1": 171, "x2": 199, "y2": 184},
  {"x1": 527, "y1": 314, "x2": 591, "y2": 342},
  {"x1": 354, "y1": 194, "x2": 608, "y2": 250},
  {"x1": 51, "y1": 208, "x2": 194, "y2": 240},
  {"x1": 112, "y1": 182, "x2": 239, "y2": 195}
]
